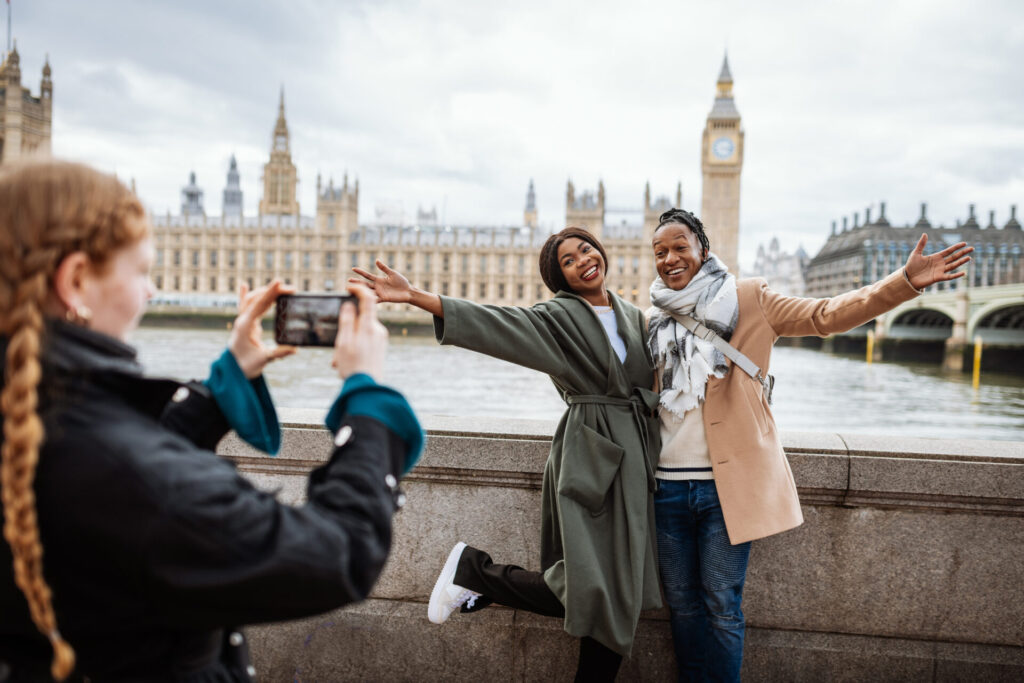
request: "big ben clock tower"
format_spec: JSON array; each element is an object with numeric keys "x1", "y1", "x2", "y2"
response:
[{"x1": 700, "y1": 54, "x2": 744, "y2": 274}]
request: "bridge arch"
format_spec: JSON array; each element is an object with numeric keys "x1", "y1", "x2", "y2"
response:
[
  {"x1": 886, "y1": 307, "x2": 954, "y2": 340},
  {"x1": 968, "y1": 301, "x2": 1024, "y2": 345}
]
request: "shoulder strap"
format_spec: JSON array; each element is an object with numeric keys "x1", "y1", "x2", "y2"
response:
[{"x1": 668, "y1": 313, "x2": 772, "y2": 403}]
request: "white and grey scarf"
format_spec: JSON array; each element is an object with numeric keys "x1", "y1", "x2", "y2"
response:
[{"x1": 647, "y1": 253, "x2": 739, "y2": 418}]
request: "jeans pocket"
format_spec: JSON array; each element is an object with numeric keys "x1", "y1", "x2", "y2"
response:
[{"x1": 558, "y1": 424, "x2": 625, "y2": 514}]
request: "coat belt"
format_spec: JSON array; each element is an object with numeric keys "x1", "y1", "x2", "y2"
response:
[{"x1": 565, "y1": 390, "x2": 659, "y2": 491}]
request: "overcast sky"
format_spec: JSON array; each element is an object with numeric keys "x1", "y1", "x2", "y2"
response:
[{"x1": 7, "y1": 0, "x2": 1024, "y2": 270}]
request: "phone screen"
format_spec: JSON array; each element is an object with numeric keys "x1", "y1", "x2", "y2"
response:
[{"x1": 274, "y1": 294, "x2": 356, "y2": 347}]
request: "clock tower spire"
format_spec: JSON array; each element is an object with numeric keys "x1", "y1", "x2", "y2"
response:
[
  {"x1": 700, "y1": 53, "x2": 744, "y2": 274},
  {"x1": 259, "y1": 86, "x2": 300, "y2": 216}
]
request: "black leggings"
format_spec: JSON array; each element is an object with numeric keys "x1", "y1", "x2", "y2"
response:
[{"x1": 453, "y1": 546, "x2": 623, "y2": 682}]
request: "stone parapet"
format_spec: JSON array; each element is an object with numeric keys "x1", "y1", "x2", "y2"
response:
[{"x1": 219, "y1": 413, "x2": 1024, "y2": 681}]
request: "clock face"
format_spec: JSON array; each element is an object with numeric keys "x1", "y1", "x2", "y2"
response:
[{"x1": 712, "y1": 136, "x2": 735, "y2": 160}]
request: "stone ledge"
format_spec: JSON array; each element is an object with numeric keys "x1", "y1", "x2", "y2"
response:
[
  {"x1": 220, "y1": 416, "x2": 1024, "y2": 674},
  {"x1": 245, "y1": 598, "x2": 1024, "y2": 682},
  {"x1": 218, "y1": 416, "x2": 1024, "y2": 514}
]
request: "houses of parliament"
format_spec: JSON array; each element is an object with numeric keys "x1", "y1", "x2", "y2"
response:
[{"x1": 145, "y1": 58, "x2": 745, "y2": 316}]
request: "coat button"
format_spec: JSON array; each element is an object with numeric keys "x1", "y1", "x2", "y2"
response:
[
  {"x1": 396, "y1": 492, "x2": 407, "y2": 509},
  {"x1": 229, "y1": 631, "x2": 244, "y2": 647},
  {"x1": 334, "y1": 425, "x2": 353, "y2": 447},
  {"x1": 385, "y1": 474, "x2": 397, "y2": 489},
  {"x1": 246, "y1": 665, "x2": 256, "y2": 676},
  {"x1": 171, "y1": 386, "x2": 190, "y2": 403}
]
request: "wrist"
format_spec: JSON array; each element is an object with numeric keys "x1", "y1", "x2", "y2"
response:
[
  {"x1": 902, "y1": 268, "x2": 926, "y2": 295},
  {"x1": 229, "y1": 346, "x2": 261, "y2": 379}
]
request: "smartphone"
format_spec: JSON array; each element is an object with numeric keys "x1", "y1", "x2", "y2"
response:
[{"x1": 274, "y1": 293, "x2": 357, "y2": 347}]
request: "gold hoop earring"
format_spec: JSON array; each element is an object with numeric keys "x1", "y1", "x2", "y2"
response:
[{"x1": 65, "y1": 305, "x2": 93, "y2": 325}]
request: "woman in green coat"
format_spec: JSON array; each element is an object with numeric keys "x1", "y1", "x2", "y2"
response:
[{"x1": 352, "y1": 227, "x2": 661, "y2": 681}]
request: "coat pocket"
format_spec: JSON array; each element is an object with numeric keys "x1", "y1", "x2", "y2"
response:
[
  {"x1": 739, "y1": 375, "x2": 771, "y2": 437},
  {"x1": 558, "y1": 424, "x2": 625, "y2": 514}
]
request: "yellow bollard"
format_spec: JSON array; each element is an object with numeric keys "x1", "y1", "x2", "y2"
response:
[
  {"x1": 402, "y1": 327, "x2": 408, "y2": 337},
  {"x1": 866, "y1": 329, "x2": 874, "y2": 365},
  {"x1": 972, "y1": 335, "x2": 983, "y2": 390}
]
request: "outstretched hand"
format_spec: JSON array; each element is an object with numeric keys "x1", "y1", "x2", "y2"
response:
[
  {"x1": 904, "y1": 234, "x2": 973, "y2": 291},
  {"x1": 350, "y1": 260, "x2": 413, "y2": 304},
  {"x1": 229, "y1": 279, "x2": 297, "y2": 379}
]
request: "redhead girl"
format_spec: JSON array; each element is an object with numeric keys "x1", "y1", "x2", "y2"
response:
[{"x1": 0, "y1": 160, "x2": 422, "y2": 681}]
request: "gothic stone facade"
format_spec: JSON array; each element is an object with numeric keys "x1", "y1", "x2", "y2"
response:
[
  {"x1": 0, "y1": 46, "x2": 52, "y2": 164},
  {"x1": 805, "y1": 202, "x2": 1024, "y2": 298},
  {"x1": 150, "y1": 61, "x2": 742, "y2": 314}
]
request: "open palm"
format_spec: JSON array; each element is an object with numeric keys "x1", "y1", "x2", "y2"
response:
[
  {"x1": 351, "y1": 260, "x2": 413, "y2": 303},
  {"x1": 904, "y1": 233, "x2": 973, "y2": 290}
]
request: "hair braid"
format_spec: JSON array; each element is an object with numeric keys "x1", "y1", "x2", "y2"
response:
[
  {"x1": 0, "y1": 159, "x2": 146, "y2": 680},
  {"x1": 1, "y1": 273, "x2": 75, "y2": 679}
]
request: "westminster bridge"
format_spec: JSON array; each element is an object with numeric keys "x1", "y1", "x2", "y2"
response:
[{"x1": 828, "y1": 282, "x2": 1024, "y2": 371}]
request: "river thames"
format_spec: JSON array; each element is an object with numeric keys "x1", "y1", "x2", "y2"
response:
[{"x1": 130, "y1": 326, "x2": 1024, "y2": 443}]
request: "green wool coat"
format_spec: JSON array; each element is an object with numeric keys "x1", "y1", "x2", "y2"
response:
[{"x1": 434, "y1": 290, "x2": 663, "y2": 656}]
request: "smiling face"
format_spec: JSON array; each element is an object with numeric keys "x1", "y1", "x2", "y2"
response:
[
  {"x1": 653, "y1": 223, "x2": 707, "y2": 290},
  {"x1": 557, "y1": 237, "x2": 606, "y2": 299},
  {"x1": 80, "y1": 234, "x2": 156, "y2": 341}
]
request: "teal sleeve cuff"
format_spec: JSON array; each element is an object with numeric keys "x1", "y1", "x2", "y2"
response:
[
  {"x1": 325, "y1": 373, "x2": 424, "y2": 476},
  {"x1": 204, "y1": 349, "x2": 281, "y2": 455}
]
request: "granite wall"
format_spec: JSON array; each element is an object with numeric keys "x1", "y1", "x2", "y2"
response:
[{"x1": 220, "y1": 412, "x2": 1024, "y2": 682}]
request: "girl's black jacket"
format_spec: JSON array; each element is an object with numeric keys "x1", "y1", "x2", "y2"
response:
[{"x1": 0, "y1": 322, "x2": 409, "y2": 681}]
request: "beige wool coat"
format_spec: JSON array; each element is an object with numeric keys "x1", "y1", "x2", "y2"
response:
[{"x1": 697, "y1": 269, "x2": 921, "y2": 544}]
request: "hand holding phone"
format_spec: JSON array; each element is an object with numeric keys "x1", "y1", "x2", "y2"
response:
[
  {"x1": 333, "y1": 283, "x2": 388, "y2": 380},
  {"x1": 230, "y1": 279, "x2": 298, "y2": 378}
]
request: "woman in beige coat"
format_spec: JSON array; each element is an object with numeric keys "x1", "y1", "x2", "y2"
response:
[{"x1": 645, "y1": 208, "x2": 972, "y2": 682}]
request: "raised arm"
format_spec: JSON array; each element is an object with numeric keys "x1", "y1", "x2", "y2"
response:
[
  {"x1": 761, "y1": 235, "x2": 972, "y2": 339},
  {"x1": 161, "y1": 279, "x2": 297, "y2": 452},
  {"x1": 352, "y1": 260, "x2": 443, "y2": 317},
  {"x1": 353, "y1": 260, "x2": 572, "y2": 378},
  {"x1": 144, "y1": 282, "x2": 421, "y2": 626},
  {"x1": 433, "y1": 296, "x2": 572, "y2": 378}
]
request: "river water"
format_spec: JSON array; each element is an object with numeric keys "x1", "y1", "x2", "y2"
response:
[{"x1": 128, "y1": 326, "x2": 1024, "y2": 442}]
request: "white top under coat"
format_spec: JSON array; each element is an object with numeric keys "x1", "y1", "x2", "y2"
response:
[{"x1": 593, "y1": 306, "x2": 627, "y2": 363}]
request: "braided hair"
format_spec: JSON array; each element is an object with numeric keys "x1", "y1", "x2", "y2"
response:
[
  {"x1": 538, "y1": 227, "x2": 609, "y2": 294},
  {"x1": 0, "y1": 159, "x2": 146, "y2": 680},
  {"x1": 655, "y1": 208, "x2": 711, "y2": 261}
]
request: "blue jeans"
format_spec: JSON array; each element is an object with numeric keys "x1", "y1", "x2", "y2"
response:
[{"x1": 655, "y1": 479, "x2": 751, "y2": 683}]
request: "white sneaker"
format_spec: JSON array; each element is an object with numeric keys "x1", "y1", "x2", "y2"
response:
[{"x1": 427, "y1": 541, "x2": 482, "y2": 624}]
